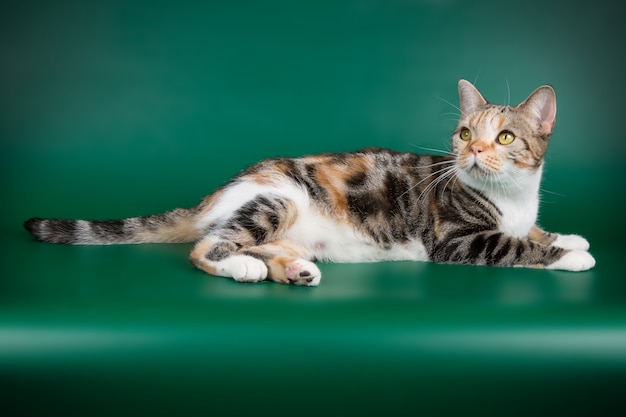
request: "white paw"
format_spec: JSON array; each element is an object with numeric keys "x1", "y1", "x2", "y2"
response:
[
  {"x1": 546, "y1": 250, "x2": 596, "y2": 272},
  {"x1": 552, "y1": 234, "x2": 590, "y2": 251},
  {"x1": 284, "y1": 259, "x2": 322, "y2": 286},
  {"x1": 216, "y1": 255, "x2": 268, "y2": 283}
]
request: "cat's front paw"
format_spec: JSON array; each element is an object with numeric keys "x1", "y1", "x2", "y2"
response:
[
  {"x1": 552, "y1": 234, "x2": 590, "y2": 251},
  {"x1": 546, "y1": 250, "x2": 596, "y2": 272},
  {"x1": 284, "y1": 259, "x2": 321, "y2": 286}
]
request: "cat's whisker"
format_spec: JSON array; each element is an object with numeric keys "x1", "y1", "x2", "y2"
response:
[
  {"x1": 499, "y1": 172, "x2": 510, "y2": 197},
  {"x1": 396, "y1": 163, "x2": 456, "y2": 202},
  {"x1": 488, "y1": 171, "x2": 495, "y2": 197},
  {"x1": 411, "y1": 168, "x2": 450, "y2": 203},
  {"x1": 441, "y1": 166, "x2": 460, "y2": 196},
  {"x1": 473, "y1": 72, "x2": 481, "y2": 86},
  {"x1": 506, "y1": 169, "x2": 525, "y2": 193},
  {"x1": 408, "y1": 144, "x2": 452, "y2": 156},
  {"x1": 505, "y1": 78, "x2": 511, "y2": 107},
  {"x1": 409, "y1": 141, "x2": 455, "y2": 154},
  {"x1": 416, "y1": 165, "x2": 458, "y2": 204},
  {"x1": 540, "y1": 188, "x2": 566, "y2": 198},
  {"x1": 491, "y1": 171, "x2": 509, "y2": 198},
  {"x1": 436, "y1": 96, "x2": 465, "y2": 117},
  {"x1": 408, "y1": 157, "x2": 456, "y2": 171}
]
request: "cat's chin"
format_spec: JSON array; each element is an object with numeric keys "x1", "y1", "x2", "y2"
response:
[
  {"x1": 459, "y1": 166, "x2": 495, "y2": 183},
  {"x1": 459, "y1": 159, "x2": 497, "y2": 179},
  {"x1": 457, "y1": 168, "x2": 510, "y2": 195},
  {"x1": 458, "y1": 170, "x2": 487, "y2": 189}
]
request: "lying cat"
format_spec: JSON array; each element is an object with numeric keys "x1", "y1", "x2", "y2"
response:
[{"x1": 24, "y1": 80, "x2": 595, "y2": 286}]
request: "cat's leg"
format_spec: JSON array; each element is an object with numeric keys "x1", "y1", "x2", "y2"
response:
[
  {"x1": 529, "y1": 225, "x2": 590, "y2": 251},
  {"x1": 189, "y1": 236, "x2": 319, "y2": 285},
  {"x1": 432, "y1": 230, "x2": 595, "y2": 271},
  {"x1": 189, "y1": 236, "x2": 269, "y2": 283},
  {"x1": 242, "y1": 240, "x2": 320, "y2": 286},
  {"x1": 528, "y1": 226, "x2": 594, "y2": 270},
  {"x1": 189, "y1": 192, "x2": 320, "y2": 285},
  {"x1": 544, "y1": 249, "x2": 596, "y2": 271}
]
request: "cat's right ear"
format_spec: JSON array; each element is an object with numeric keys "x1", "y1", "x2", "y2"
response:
[
  {"x1": 517, "y1": 85, "x2": 557, "y2": 137},
  {"x1": 458, "y1": 79, "x2": 488, "y2": 115}
]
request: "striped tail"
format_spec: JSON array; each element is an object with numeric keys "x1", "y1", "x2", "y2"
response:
[{"x1": 24, "y1": 208, "x2": 203, "y2": 245}]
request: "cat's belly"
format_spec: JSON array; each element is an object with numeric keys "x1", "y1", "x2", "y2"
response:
[{"x1": 285, "y1": 208, "x2": 429, "y2": 263}]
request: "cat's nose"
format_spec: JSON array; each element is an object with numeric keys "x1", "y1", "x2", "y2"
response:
[{"x1": 471, "y1": 144, "x2": 483, "y2": 156}]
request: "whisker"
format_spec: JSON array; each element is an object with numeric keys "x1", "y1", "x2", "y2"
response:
[
  {"x1": 441, "y1": 166, "x2": 460, "y2": 196},
  {"x1": 505, "y1": 78, "x2": 511, "y2": 107},
  {"x1": 396, "y1": 163, "x2": 457, "y2": 203},
  {"x1": 436, "y1": 96, "x2": 464, "y2": 117},
  {"x1": 408, "y1": 144, "x2": 453, "y2": 156},
  {"x1": 473, "y1": 72, "x2": 481, "y2": 86},
  {"x1": 418, "y1": 160, "x2": 456, "y2": 170},
  {"x1": 540, "y1": 188, "x2": 566, "y2": 197},
  {"x1": 415, "y1": 165, "x2": 458, "y2": 204}
]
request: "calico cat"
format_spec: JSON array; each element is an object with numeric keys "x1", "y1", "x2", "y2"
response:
[{"x1": 24, "y1": 80, "x2": 595, "y2": 286}]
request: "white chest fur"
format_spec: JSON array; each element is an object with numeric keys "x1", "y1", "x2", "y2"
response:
[
  {"x1": 458, "y1": 164, "x2": 543, "y2": 238},
  {"x1": 493, "y1": 193, "x2": 539, "y2": 238},
  {"x1": 486, "y1": 167, "x2": 543, "y2": 238}
]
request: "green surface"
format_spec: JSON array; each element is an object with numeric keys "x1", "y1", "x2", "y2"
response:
[{"x1": 1, "y1": 0, "x2": 625, "y2": 416}]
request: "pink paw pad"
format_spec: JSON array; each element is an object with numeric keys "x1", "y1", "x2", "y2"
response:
[{"x1": 284, "y1": 260, "x2": 321, "y2": 286}]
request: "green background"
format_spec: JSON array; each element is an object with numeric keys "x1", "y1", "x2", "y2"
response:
[{"x1": 1, "y1": 0, "x2": 625, "y2": 415}]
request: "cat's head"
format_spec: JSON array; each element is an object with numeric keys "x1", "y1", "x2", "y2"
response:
[{"x1": 452, "y1": 79, "x2": 556, "y2": 194}]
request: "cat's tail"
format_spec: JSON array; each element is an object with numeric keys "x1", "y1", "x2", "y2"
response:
[{"x1": 24, "y1": 207, "x2": 203, "y2": 245}]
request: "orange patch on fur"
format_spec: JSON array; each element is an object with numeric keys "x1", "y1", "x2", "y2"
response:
[
  {"x1": 244, "y1": 241, "x2": 312, "y2": 283},
  {"x1": 495, "y1": 115, "x2": 505, "y2": 130},
  {"x1": 314, "y1": 163, "x2": 350, "y2": 216},
  {"x1": 528, "y1": 225, "x2": 557, "y2": 245},
  {"x1": 189, "y1": 238, "x2": 218, "y2": 275},
  {"x1": 266, "y1": 256, "x2": 297, "y2": 283},
  {"x1": 328, "y1": 156, "x2": 372, "y2": 221},
  {"x1": 137, "y1": 216, "x2": 201, "y2": 243},
  {"x1": 514, "y1": 161, "x2": 532, "y2": 169},
  {"x1": 244, "y1": 169, "x2": 280, "y2": 186},
  {"x1": 197, "y1": 189, "x2": 224, "y2": 217}
]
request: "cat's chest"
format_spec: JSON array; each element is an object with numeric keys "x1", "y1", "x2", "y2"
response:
[{"x1": 493, "y1": 195, "x2": 539, "y2": 238}]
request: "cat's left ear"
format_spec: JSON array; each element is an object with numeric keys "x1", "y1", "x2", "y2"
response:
[{"x1": 518, "y1": 85, "x2": 557, "y2": 136}]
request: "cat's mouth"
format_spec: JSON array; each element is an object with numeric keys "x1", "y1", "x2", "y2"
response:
[
  {"x1": 465, "y1": 159, "x2": 496, "y2": 178},
  {"x1": 465, "y1": 159, "x2": 485, "y2": 174}
]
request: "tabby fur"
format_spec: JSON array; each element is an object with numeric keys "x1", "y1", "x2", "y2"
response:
[{"x1": 24, "y1": 80, "x2": 595, "y2": 286}]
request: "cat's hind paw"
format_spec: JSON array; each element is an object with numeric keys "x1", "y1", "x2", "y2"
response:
[
  {"x1": 546, "y1": 250, "x2": 596, "y2": 272},
  {"x1": 216, "y1": 255, "x2": 268, "y2": 283},
  {"x1": 285, "y1": 259, "x2": 321, "y2": 286},
  {"x1": 552, "y1": 234, "x2": 590, "y2": 251}
]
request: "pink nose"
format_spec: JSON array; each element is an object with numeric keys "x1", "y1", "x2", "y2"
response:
[{"x1": 471, "y1": 144, "x2": 483, "y2": 156}]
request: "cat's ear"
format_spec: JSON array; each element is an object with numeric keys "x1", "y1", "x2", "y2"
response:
[
  {"x1": 518, "y1": 86, "x2": 557, "y2": 136},
  {"x1": 458, "y1": 79, "x2": 488, "y2": 115}
]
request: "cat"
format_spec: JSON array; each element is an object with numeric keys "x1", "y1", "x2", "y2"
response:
[{"x1": 24, "y1": 80, "x2": 596, "y2": 286}]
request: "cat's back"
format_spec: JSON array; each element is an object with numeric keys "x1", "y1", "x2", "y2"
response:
[
  {"x1": 242, "y1": 147, "x2": 451, "y2": 224},
  {"x1": 240, "y1": 147, "x2": 449, "y2": 194}
]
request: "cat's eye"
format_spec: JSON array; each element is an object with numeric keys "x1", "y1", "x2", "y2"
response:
[
  {"x1": 460, "y1": 128, "x2": 472, "y2": 141},
  {"x1": 497, "y1": 131, "x2": 515, "y2": 145}
]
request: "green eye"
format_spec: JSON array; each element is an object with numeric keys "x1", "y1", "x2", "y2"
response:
[
  {"x1": 497, "y1": 131, "x2": 515, "y2": 145},
  {"x1": 460, "y1": 128, "x2": 472, "y2": 141}
]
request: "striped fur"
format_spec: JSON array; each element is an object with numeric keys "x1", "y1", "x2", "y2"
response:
[{"x1": 24, "y1": 80, "x2": 595, "y2": 285}]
